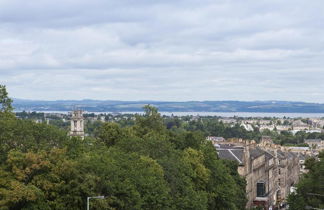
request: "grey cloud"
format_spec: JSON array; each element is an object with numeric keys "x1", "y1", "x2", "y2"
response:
[{"x1": 1, "y1": 0, "x2": 324, "y2": 102}]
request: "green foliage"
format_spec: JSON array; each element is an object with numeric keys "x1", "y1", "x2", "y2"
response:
[
  {"x1": 95, "y1": 122, "x2": 127, "y2": 146},
  {"x1": 288, "y1": 151, "x2": 324, "y2": 209},
  {"x1": 0, "y1": 85, "x2": 13, "y2": 112},
  {"x1": 0, "y1": 103, "x2": 247, "y2": 209},
  {"x1": 133, "y1": 105, "x2": 166, "y2": 137},
  {"x1": 0, "y1": 114, "x2": 68, "y2": 161},
  {"x1": 85, "y1": 120, "x2": 103, "y2": 136}
]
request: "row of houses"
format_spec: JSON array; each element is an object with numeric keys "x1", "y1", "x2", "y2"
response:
[
  {"x1": 219, "y1": 117, "x2": 324, "y2": 134},
  {"x1": 210, "y1": 137, "x2": 300, "y2": 209},
  {"x1": 240, "y1": 123, "x2": 323, "y2": 134}
]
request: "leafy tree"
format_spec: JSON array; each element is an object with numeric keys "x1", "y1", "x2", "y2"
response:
[
  {"x1": 78, "y1": 148, "x2": 172, "y2": 210},
  {"x1": 133, "y1": 105, "x2": 166, "y2": 137},
  {"x1": 200, "y1": 142, "x2": 246, "y2": 210},
  {"x1": 0, "y1": 116, "x2": 68, "y2": 161},
  {"x1": 95, "y1": 122, "x2": 127, "y2": 146},
  {"x1": 288, "y1": 151, "x2": 324, "y2": 209},
  {"x1": 0, "y1": 149, "x2": 83, "y2": 210},
  {"x1": 0, "y1": 85, "x2": 13, "y2": 112},
  {"x1": 114, "y1": 105, "x2": 247, "y2": 209}
]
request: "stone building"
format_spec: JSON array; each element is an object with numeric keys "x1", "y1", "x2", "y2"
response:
[
  {"x1": 275, "y1": 150, "x2": 299, "y2": 204},
  {"x1": 214, "y1": 138, "x2": 300, "y2": 209},
  {"x1": 304, "y1": 139, "x2": 324, "y2": 151},
  {"x1": 206, "y1": 136, "x2": 225, "y2": 144},
  {"x1": 69, "y1": 110, "x2": 85, "y2": 139}
]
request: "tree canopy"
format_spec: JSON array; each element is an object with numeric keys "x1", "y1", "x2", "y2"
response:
[
  {"x1": 0, "y1": 86, "x2": 246, "y2": 209},
  {"x1": 0, "y1": 85, "x2": 13, "y2": 112},
  {"x1": 288, "y1": 152, "x2": 324, "y2": 210}
]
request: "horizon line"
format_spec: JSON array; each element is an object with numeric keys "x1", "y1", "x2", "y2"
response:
[{"x1": 12, "y1": 98, "x2": 322, "y2": 104}]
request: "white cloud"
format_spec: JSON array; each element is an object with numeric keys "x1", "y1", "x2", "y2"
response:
[{"x1": 0, "y1": 0, "x2": 324, "y2": 102}]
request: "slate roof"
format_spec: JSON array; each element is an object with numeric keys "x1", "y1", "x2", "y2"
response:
[
  {"x1": 264, "y1": 150, "x2": 274, "y2": 160},
  {"x1": 277, "y1": 150, "x2": 286, "y2": 159},
  {"x1": 217, "y1": 144, "x2": 243, "y2": 149},
  {"x1": 216, "y1": 145, "x2": 244, "y2": 165},
  {"x1": 288, "y1": 151, "x2": 298, "y2": 159},
  {"x1": 298, "y1": 153, "x2": 306, "y2": 160},
  {"x1": 218, "y1": 150, "x2": 241, "y2": 163},
  {"x1": 305, "y1": 139, "x2": 322, "y2": 143},
  {"x1": 232, "y1": 149, "x2": 244, "y2": 162},
  {"x1": 250, "y1": 147, "x2": 265, "y2": 159}
]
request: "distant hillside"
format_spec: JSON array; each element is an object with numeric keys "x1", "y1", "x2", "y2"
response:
[{"x1": 12, "y1": 99, "x2": 324, "y2": 113}]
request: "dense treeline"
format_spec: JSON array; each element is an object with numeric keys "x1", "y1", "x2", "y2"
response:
[
  {"x1": 0, "y1": 85, "x2": 246, "y2": 210},
  {"x1": 288, "y1": 152, "x2": 324, "y2": 209}
]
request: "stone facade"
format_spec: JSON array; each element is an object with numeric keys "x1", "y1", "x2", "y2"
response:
[
  {"x1": 69, "y1": 110, "x2": 85, "y2": 139},
  {"x1": 214, "y1": 138, "x2": 300, "y2": 209}
]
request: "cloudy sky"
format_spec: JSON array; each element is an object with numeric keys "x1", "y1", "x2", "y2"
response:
[{"x1": 1, "y1": 0, "x2": 324, "y2": 102}]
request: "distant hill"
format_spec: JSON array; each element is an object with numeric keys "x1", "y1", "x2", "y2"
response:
[{"x1": 12, "y1": 99, "x2": 324, "y2": 113}]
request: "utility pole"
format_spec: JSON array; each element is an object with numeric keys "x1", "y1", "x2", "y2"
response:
[{"x1": 87, "y1": 196, "x2": 105, "y2": 210}]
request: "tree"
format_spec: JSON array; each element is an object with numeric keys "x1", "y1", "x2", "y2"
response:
[
  {"x1": 0, "y1": 85, "x2": 13, "y2": 112},
  {"x1": 133, "y1": 105, "x2": 166, "y2": 137},
  {"x1": 0, "y1": 149, "x2": 83, "y2": 210},
  {"x1": 78, "y1": 148, "x2": 172, "y2": 210},
  {"x1": 288, "y1": 151, "x2": 324, "y2": 209},
  {"x1": 0, "y1": 117, "x2": 68, "y2": 161},
  {"x1": 200, "y1": 142, "x2": 246, "y2": 210},
  {"x1": 95, "y1": 122, "x2": 127, "y2": 146}
]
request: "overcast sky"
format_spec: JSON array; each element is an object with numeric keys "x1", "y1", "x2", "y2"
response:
[{"x1": 1, "y1": 0, "x2": 324, "y2": 102}]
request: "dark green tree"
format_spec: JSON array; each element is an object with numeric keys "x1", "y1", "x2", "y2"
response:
[
  {"x1": 288, "y1": 152, "x2": 324, "y2": 209},
  {"x1": 0, "y1": 85, "x2": 13, "y2": 112}
]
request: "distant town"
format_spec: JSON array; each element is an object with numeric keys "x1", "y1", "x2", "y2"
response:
[{"x1": 18, "y1": 110, "x2": 324, "y2": 138}]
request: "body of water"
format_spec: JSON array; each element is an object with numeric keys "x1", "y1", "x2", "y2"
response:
[{"x1": 33, "y1": 111, "x2": 324, "y2": 118}]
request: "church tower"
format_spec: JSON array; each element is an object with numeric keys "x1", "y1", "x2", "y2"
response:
[{"x1": 70, "y1": 110, "x2": 85, "y2": 139}]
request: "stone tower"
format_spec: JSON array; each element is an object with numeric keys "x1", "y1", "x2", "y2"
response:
[{"x1": 70, "y1": 110, "x2": 85, "y2": 139}]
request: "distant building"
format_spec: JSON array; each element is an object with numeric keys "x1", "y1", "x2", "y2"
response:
[
  {"x1": 259, "y1": 125, "x2": 275, "y2": 131},
  {"x1": 260, "y1": 136, "x2": 273, "y2": 146},
  {"x1": 304, "y1": 139, "x2": 324, "y2": 150},
  {"x1": 69, "y1": 110, "x2": 85, "y2": 139},
  {"x1": 100, "y1": 116, "x2": 106, "y2": 122},
  {"x1": 292, "y1": 120, "x2": 304, "y2": 126},
  {"x1": 219, "y1": 118, "x2": 237, "y2": 124},
  {"x1": 241, "y1": 123, "x2": 254, "y2": 131},
  {"x1": 206, "y1": 136, "x2": 225, "y2": 145},
  {"x1": 276, "y1": 125, "x2": 291, "y2": 132},
  {"x1": 305, "y1": 129, "x2": 322, "y2": 133},
  {"x1": 298, "y1": 153, "x2": 311, "y2": 174}
]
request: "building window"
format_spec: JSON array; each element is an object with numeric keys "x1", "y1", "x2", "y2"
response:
[
  {"x1": 257, "y1": 182, "x2": 266, "y2": 197},
  {"x1": 278, "y1": 169, "x2": 281, "y2": 175}
]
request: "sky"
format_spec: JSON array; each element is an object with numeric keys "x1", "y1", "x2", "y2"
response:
[{"x1": 1, "y1": 0, "x2": 324, "y2": 102}]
